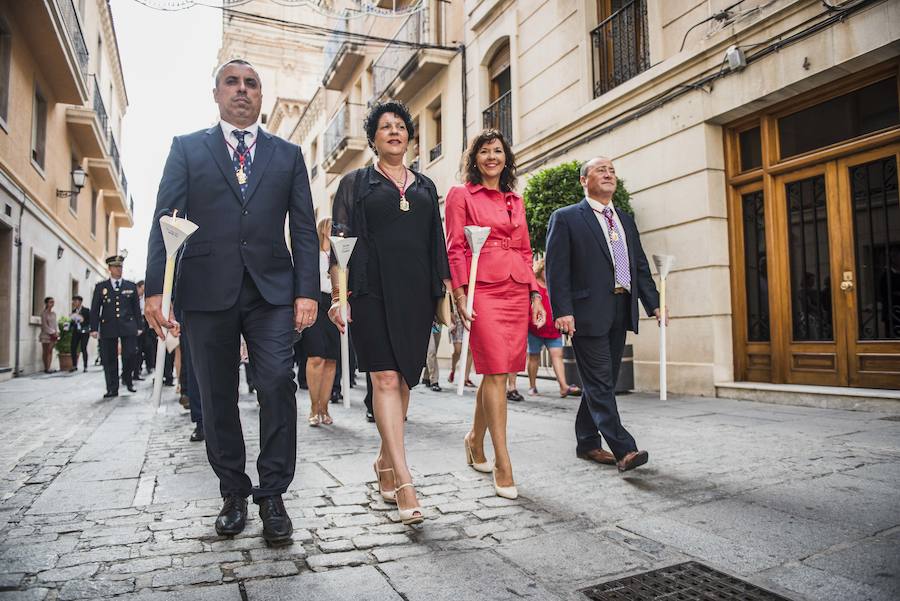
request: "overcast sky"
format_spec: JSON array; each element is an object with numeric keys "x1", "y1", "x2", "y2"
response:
[{"x1": 111, "y1": 0, "x2": 223, "y2": 280}]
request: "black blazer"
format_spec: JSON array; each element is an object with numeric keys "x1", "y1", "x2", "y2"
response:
[
  {"x1": 545, "y1": 198, "x2": 659, "y2": 336},
  {"x1": 89, "y1": 280, "x2": 141, "y2": 338},
  {"x1": 330, "y1": 166, "x2": 450, "y2": 300},
  {"x1": 71, "y1": 306, "x2": 91, "y2": 334},
  {"x1": 145, "y1": 125, "x2": 319, "y2": 312}
]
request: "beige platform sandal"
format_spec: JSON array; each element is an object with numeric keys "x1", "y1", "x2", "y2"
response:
[
  {"x1": 373, "y1": 461, "x2": 396, "y2": 504},
  {"x1": 394, "y1": 483, "x2": 424, "y2": 525}
]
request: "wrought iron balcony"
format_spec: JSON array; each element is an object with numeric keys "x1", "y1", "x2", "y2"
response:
[
  {"x1": 323, "y1": 19, "x2": 365, "y2": 91},
  {"x1": 482, "y1": 92, "x2": 513, "y2": 145},
  {"x1": 56, "y1": 0, "x2": 89, "y2": 84},
  {"x1": 323, "y1": 102, "x2": 367, "y2": 174},
  {"x1": 92, "y1": 76, "x2": 109, "y2": 135},
  {"x1": 372, "y1": 11, "x2": 424, "y2": 101},
  {"x1": 590, "y1": 0, "x2": 650, "y2": 98},
  {"x1": 429, "y1": 143, "x2": 442, "y2": 162}
]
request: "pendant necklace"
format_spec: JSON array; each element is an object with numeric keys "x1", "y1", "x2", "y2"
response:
[
  {"x1": 379, "y1": 161, "x2": 410, "y2": 212},
  {"x1": 224, "y1": 137, "x2": 257, "y2": 186}
]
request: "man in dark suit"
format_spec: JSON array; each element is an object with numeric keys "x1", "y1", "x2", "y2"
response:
[
  {"x1": 144, "y1": 59, "x2": 319, "y2": 546},
  {"x1": 545, "y1": 157, "x2": 663, "y2": 473},
  {"x1": 90, "y1": 254, "x2": 141, "y2": 398}
]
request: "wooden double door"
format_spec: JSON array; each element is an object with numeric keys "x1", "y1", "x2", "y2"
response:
[{"x1": 736, "y1": 145, "x2": 900, "y2": 388}]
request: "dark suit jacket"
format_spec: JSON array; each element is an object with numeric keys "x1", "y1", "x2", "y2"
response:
[
  {"x1": 545, "y1": 198, "x2": 659, "y2": 336},
  {"x1": 90, "y1": 280, "x2": 141, "y2": 338},
  {"x1": 145, "y1": 125, "x2": 319, "y2": 312},
  {"x1": 71, "y1": 306, "x2": 91, "y2": 334}
]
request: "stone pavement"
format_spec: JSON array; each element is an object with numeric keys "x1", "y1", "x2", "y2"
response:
[{"x1": 0, "y1": 366, "x2": 898, "y2": 601}]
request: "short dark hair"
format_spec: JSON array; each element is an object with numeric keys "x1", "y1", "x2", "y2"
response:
[
  {"x1": 72, "y1": 295, "x2": 83, "y2": 302},
  {"x1": 214, "y1": 59, "x2": 260, "y2": 88},
  {"x1": 136, "y1": 280, "x2": 145, "y2": 287},
  {"x1": 462, "y1": 129, "x2": 517, "y2": 192},
  {"x1": 44, "y1": 297, "x2": 53, "y2": 305},
  {"x1": 364, "y1": 101, "x2": 415, "y2": 156}
]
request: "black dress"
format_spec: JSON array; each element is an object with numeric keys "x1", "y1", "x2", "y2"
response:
[{"x1": 331, "y1": 166, "x2": 450, "y2": 388}]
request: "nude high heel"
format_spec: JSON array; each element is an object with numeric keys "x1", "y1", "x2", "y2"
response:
[
  {"x1": 373, "y1": 461, "x2": 396, "y2": 504},
  {"x1": 464, "y1": 436, "x2": 494, "y2": 473},
  {"x1": 394, "y1": 483, "x2": 424, "y2": 525},
  {"x1": 493, "y1": 469, "x2": 518, "y2": 500}
]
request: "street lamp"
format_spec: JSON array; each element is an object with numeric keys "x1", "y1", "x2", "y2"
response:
[{"x1": 56, "y1": 167, "x2": 88, "y2": 198}]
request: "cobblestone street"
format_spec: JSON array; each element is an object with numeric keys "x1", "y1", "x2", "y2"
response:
[{"x1": 0, "y1": 367, "x2": 897, "y2": 601}]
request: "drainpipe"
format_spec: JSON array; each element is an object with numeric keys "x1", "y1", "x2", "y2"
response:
[
  {"x1": 459, "y1": 43, "x2": 467, "y2": 153},
  {"x1": 12, "y1": 196, "x2": 24, "y2": 377}
]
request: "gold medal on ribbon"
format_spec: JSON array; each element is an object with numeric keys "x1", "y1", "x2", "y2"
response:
[
  {"x1": 236, "y1": 166, "x2": 248, "y2": 185},
  {"x1": 399, "y1": 195, "x2": 410, "y2": 212}
]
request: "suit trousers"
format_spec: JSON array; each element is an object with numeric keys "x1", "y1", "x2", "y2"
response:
[
  {"x1": 571, "y1": 293, "x2": 638, "y2": 460},
  {"x1": 71, "y1": 331, "x2": 89, "y2": 369},
  {"x1": 100, "y1": 336, "x2": 137, "y2": 393},
  {"x1": 184, "y1": 271, "x2": 297, "y2": 502}
]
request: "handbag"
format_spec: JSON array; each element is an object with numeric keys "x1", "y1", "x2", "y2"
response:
[{"x1": 435, "y1": 292, "x2": 452, "y2": 327}]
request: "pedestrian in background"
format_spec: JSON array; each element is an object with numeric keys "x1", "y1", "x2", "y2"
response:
[
  {"x1": 329, "y1": 100, "x2": 451, "y2": 525},
  {"x1": 39, "y1": 297, "x2": 58, "y2": 373},
  {"x1": 447, "y1": 305, "x2": 475, "y2": 388},
  {"x1": 303, "y1": 217, "x2": 340, "y2": 426},
  {"x1": 421, "y1": 320, "x2": 442, "y2": 392},
  {"x1": 70, "y1": 296, "x2": 91, "y2": 372},
  {"x1": 445, "y1": 129, "x2": 545, "y2": 499},
  {"x1": 527, "y1": 259, "x2": 581, "y2": 398},
  {"x1": 132, "y1": 280, "x2": 147, "y2": 382}
]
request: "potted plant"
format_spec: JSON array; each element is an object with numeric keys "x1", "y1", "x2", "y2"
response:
[
  {"x1": 522, "y1": 160, "x2": 636, "y2": 393},
  {"x1": 55, "y1": 315, "x2": 74, "y2": 372}
]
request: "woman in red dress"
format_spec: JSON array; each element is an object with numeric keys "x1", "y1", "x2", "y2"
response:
[{"x1": 446, "y1": 130, "x2": 545, "y2": 499}]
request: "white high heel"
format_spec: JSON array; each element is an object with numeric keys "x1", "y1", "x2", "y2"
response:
[
  {"x1": 394, "y1": 483, "x2": 424, "y2": 525},
  {"x1": 373, "y1": 462, "x2": 396, "y2": 504},
  {"x1": 493, "y1": 469, "x2": 518, "y2": 500},
  {"x1": 464, "y1": 436, "x2": 494, "y2": 473}
]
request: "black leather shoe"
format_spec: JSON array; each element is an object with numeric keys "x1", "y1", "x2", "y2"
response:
[
  {"x1": 258, "y1": 495, "x2": 293, "y2": 546},
  {"x1": 133, "y1": 375, "x2": 145, "y2": 381},
  {"x1": 190, "y1": 424, "x2": 205, "y2": 442},
  {"x1": 330, "y1": 391, "x2": 342, "y2": 404},
  {"x1": 215, "y1": 495, "x2": 247, "y2": 536},
  {"x1": 163, "y1": 379, "x2": 174, "y2": 387},
  {"x1": 365, "y1": 409, "x2": 375, "y2": 423},
  {"x1": 103, "y1": 391, "x2": 117, "y2": 398},
  {"x1": 126, "y1": 384, "x2": 137, "y2": 393}
]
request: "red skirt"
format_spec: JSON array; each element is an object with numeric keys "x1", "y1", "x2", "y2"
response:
[{"x1": 470, "y1": 278, "x2": 529, "y2": 375}]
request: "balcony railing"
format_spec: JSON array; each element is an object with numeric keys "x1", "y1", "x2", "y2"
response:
[
  {"x1": 429, "y1": 143, "x2": 442, "y2": 162},
  {"x1": 121, "y1": 170, "x2": 128, "y2": 200},
  {"x1": 371, "y1": 10, "x2": 426, "y2": 101},
  {"x1": 483, "y1": 92, "x2": 513, "y2": 145},
  {"x1": 56, "y1": 0, "x2": 89, "y2": 82},
  {"x1": 108, "y1": 131, "x2": 121, "y2": 175},
  {"x1": 311, "y1": 164, "x2": 319, "y2": 180},
  {"x1": 590, "y1": 0, "x2": 650, "y2": 98},
  {"x1": 92, "y1": 76, "x2": 108, "y2": 134},
  {"x1": 324, "y1": 102, "x2": 364, "y2": 161}
]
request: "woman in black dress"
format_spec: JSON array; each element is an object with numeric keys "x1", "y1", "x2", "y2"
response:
[{"x1": 328, "y1": 101, "x2": 451, "y2": 525}]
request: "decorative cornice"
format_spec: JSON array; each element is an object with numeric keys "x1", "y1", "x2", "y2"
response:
[{"x1": 98, "y1": 0, "x2": 128, "y2": 109}]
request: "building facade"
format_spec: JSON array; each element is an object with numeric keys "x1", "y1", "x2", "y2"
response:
[
  {"x1": 0, "y1": 0, "x2": 133, "y2": 379},
  {"x1": 223, "y1": 0, "x2": 900, "y2": 396}
]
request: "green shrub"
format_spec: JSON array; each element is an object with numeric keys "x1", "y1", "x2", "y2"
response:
[
  {"x1": 523, "y1": 160, "x2": 634, "y2": 254},
  {"x1": 55, "y1": 316, "x2": 72, "y2": 354}
]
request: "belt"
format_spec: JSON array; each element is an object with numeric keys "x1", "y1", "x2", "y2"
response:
[
  {"x1": 480, "y1": 238, "x2": 521, "y2": 250},
  {"x1": 613, "y1": 287, "x2": 629, "y2": 295}
]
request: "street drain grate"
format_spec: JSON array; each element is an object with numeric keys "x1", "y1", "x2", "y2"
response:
[{"x1": 579, "y1": 561, "x2": 793, "y2": 600}]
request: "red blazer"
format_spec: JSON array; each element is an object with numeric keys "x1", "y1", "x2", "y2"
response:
[{"x1": 445, "y1": 182, "x2": 539, "y2": 292}]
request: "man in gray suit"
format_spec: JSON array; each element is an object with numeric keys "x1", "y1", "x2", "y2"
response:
[{"x1": 145, "y1": 60, "x2": 319, "y2": 546}]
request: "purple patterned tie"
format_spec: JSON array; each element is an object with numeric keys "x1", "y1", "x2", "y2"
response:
[{"x1": 602, "y1": 206, "x2": 631, "y2": 292}]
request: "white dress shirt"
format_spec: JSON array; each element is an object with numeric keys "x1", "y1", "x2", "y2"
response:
[
  {"x1": 319, "y1": 250, "x2": 332, "y2": 294},
  {"x1": 586, "y1": 196, "x2": 630, "y2": 291},
  {"x1": 109, "y1": 278, "x2": 122, "y2": 290},
  {"x1": 220, "y1": 120, "x2": 259, "y2": 161}
]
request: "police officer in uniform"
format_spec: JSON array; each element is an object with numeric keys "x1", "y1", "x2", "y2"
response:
[{"x1": 90, "y1": 252, "x2": 142, "y2": 398}]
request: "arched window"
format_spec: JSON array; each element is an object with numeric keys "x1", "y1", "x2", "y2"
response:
[{"x1": 483, "y1": 42, "x2": 512, "y2": 143}]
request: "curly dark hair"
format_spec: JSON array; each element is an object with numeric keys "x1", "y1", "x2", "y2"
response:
[
  {"x1": 461, "y1": 129, "x2": 517, "y2": 192},
  {"x1": 364, "y1": 101, "x2": 415, "y2": 155}
]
